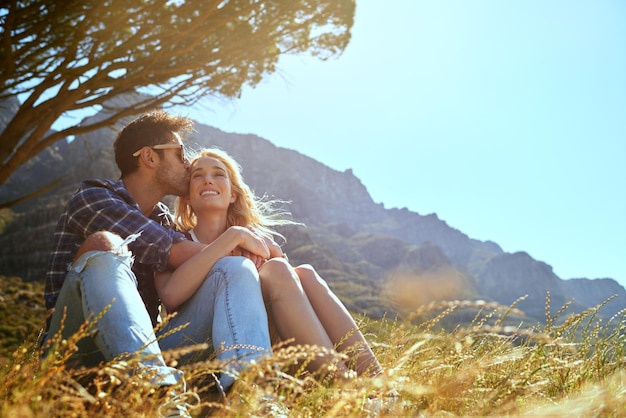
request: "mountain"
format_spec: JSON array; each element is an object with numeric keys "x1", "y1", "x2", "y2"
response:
[{"x1": 1, "y1": 96, "x2": 624, "y2": 324}]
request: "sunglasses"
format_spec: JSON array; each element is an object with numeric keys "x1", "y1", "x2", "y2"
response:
[{"x1": 132, "y1": 143, "x2": 185, "y2": 163}]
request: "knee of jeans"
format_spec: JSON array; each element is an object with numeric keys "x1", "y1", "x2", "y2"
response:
[
  {"x1": 215, "y1": 256, "x2": 260, "y2": 285},
  {"x1": 216, "y1": 256, "x2": 256, "y2": 272},
  {"x1": 73, "y1": 231, "x2": 128, "y2": 262},
  {"x1": 71, "y1": 249, "x2": 133, "y2": 277}
]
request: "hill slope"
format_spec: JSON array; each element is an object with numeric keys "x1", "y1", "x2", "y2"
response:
[{"x1": 0, "y1": 98, "x2": 624, "y2": 323}]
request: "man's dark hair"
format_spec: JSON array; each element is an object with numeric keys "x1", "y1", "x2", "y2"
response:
[{"x1": 114, "y1": 110, "x2": 193, "y2": 177}]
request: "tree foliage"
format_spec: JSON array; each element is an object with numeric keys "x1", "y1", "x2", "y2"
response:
[{"x1": 0, "y1": 0, "x2": 354, "y2": 190}]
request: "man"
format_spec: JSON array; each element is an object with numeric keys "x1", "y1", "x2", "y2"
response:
[{"x1": 43, "y1": 111, "x2": 273, "y2": 400}]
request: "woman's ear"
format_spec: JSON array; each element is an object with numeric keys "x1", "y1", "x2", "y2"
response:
[{"x1": 230, "y1": 193, "x2": 237, "y2": 203}]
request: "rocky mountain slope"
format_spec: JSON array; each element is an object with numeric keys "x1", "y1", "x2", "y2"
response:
[{"x1": 1, "y1": 97, "x2": 624, "y2": 324}]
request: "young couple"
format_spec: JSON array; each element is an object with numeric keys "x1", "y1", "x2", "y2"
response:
[
  {"x1": 163, "y1": 147, "x2": 383, "y2": 381},
  {"x1": 43, "y1": 111, "x2": 381, "y2": 403}
]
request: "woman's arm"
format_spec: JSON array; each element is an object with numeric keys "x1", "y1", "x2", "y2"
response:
[{"x1": 155, "y1": 226, "x2": 270, "y2": 311}]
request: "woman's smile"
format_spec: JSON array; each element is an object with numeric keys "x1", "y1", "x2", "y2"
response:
[{"x1": 200, "y1": 189, "x2": 219, "y2": 196}]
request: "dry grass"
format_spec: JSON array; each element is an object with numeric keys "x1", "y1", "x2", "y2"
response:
[{"x1": 1, "y1": 294, "x2": 625, "y2": 417}]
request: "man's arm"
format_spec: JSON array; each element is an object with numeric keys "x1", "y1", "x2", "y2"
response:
[{"x1": 66, "y1": 183, "x2": 182, "y2": 270}]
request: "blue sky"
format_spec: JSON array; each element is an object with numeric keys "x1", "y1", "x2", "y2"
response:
[{"x1": 186, "y1": 1, "x2": 626, "y2": 288}]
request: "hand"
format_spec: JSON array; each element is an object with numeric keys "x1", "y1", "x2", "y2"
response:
[
  {"x1": 230, "y1": 246, "x2": 265, "y2": 269},
  {"x1": 223, "y1": 226, "x2": 270, "y2": 269},
  {"x1": 247, "y1": 226, "x2": 285, "y2": 259}
]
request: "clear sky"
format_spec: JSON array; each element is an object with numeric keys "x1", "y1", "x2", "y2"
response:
[{"x1": 186, "y1": 1, "x2": 626, "y2": 288}]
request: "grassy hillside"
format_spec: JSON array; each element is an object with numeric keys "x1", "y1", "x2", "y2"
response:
[
  {"x1": 1, "y1": 275, "x2": 625, "y2": 416},
  {"x1": 0, "y1": 276, "x2": 46, "y2": 363}
]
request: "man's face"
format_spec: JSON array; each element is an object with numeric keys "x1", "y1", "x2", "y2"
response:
[{"x1": 155, "y1": 132, "x2": 190, "y2": 197}]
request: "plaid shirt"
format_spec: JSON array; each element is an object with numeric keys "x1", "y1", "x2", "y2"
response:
[{"x1": 44, "y1": 179, "x2": 186, "y2": 326}]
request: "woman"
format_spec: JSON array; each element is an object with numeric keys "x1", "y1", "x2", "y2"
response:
[{"x1": 172, "y1": 148, "x2": 383, "y2": 379}]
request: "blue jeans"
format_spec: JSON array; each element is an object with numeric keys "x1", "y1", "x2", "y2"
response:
[
  {"x1": 45, "y1": 251, "x2": 272, "y2": 390},
  {"x1": 158, "y1": 256, "x2": 273, "y2": 389}
]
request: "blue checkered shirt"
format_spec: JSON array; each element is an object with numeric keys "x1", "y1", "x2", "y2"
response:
[{"x1": 44, "y1": 179, "x2": 186, "y2": 326}]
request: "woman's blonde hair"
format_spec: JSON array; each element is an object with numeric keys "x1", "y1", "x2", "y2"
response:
[{"x1": 175, "y1": 148, "x2": 296, "y2": 239}]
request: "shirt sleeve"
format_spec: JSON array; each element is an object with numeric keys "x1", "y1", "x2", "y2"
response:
[{"x1": 65, "y1": 184, "x2": 183, "y2": 271}]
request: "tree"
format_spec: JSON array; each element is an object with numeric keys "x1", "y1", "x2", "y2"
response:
[{"x1": 0, "y1": 0, "x2": 355, "y2": 198}]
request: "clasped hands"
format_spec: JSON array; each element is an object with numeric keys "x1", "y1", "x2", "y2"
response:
[{"x1": 229, "y1": 226, "x2": 286, "y2": 270}]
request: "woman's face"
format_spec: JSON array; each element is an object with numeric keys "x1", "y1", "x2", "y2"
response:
[{"x1": 188, "y1": 156, "x2": 236, "y2": 213}]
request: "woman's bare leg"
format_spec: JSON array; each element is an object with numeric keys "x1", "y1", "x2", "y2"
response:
[
  {"x1": 259, "y1": 258, "x2": 350, "y2": 377},
  {"x1": 296, "y1": 265, "x2": 383, "y2": 377}
]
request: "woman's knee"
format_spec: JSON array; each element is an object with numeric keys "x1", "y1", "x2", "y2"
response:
[
  {"x1": 295, "y1": 264, "x2": 329, "y2": 291},
  {"x1": 259, "y1": 259, "x2": 303, "y2": 302},
  {"x1": 261, "y1": 258, "x2": 300, "y2": 287},
  {"x1": 215, "y1": 255, "x2": 256, "y2": 272},
  {"x1": 214, "y1": 256, "x2": 261, "y2": 287}
]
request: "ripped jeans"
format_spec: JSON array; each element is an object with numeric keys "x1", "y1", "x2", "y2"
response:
[{"x1": 44, "y1": 251, "x2": 272, "y2": 390}]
